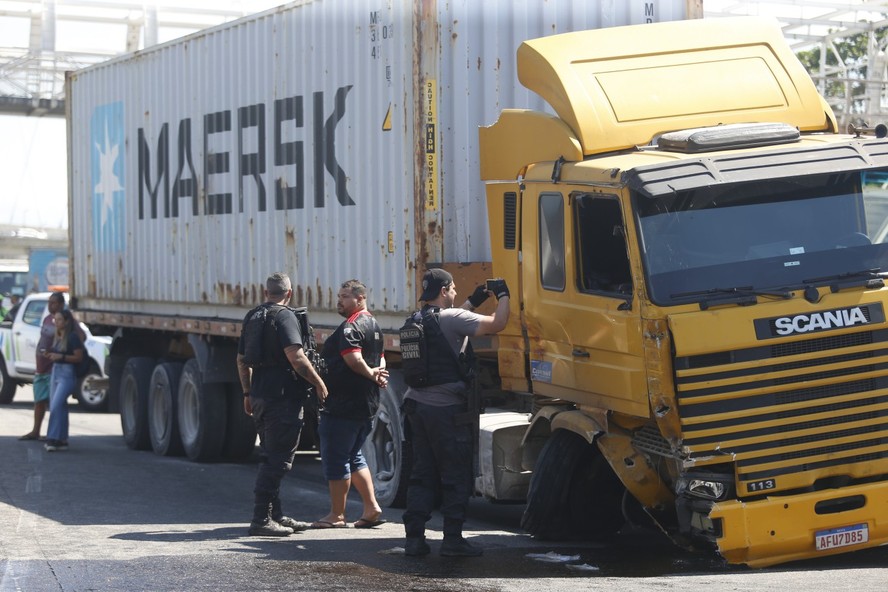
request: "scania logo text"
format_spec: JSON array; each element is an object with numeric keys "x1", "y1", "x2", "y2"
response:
[
  {"x1": 753, "y1": 303, "x2": 884, "y2": 340},
  {"x1": 774, "y1": 307, "x2": 869, "y2": 336}
]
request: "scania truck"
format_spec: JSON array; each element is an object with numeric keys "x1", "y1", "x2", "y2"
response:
[
  {"x1": 479, "y1": 17, "x2": 888, "y2": 567},
  {"x1": 66, "y1": 0, "x2": 888, "y2": 567}
]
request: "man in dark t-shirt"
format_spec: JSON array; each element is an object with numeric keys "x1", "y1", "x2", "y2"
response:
[
  {"x1": 236, "y1": 272, "x2": 328, "y2": 537},
  {"x1": 311, "y1": 279, "x2": 388, "y2": 529}
]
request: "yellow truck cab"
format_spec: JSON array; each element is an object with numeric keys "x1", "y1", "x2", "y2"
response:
[{"x1": 481, "y1": 16, "x2": 888, "y2": 567}]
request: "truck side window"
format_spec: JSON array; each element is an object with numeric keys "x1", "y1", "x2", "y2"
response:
[
  {"x1": 21, "y1": 300, "x2": 46, "y2": 327},
  {"x1": 539, "y1": 193, "x2": 565, "y2": 291},
  {"x1": 574, "y1": 194, "x2": 633, "y2": 295}
]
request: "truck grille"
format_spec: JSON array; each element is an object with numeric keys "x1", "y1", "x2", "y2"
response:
[{"x1": 674, "y1": 327, "x2": 888, "y2": 496}]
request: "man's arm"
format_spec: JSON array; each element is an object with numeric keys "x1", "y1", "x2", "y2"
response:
[
  {"x1": 284, "y1": 344, "x2": 329, "y2": 403},
  {"x1": 342, "y1": 351, "x2": 389, "y2": 387},
  {"x1": 473, "y1": 295, "x2": 510, "y2": 336},
  {"x1": 236, "y1": 353, "x2": 253, "y2": 415}
]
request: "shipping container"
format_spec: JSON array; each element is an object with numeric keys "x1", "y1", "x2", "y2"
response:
[{"x1": 68, "y1": 0, "x2": 699, "y2": 332}]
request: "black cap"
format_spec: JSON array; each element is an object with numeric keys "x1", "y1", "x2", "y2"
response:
[{"x1": 420, "y1": 268, "x2": 453, "y2": 301}]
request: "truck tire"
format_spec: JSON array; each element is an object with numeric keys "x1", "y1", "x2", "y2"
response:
[
  {"x1": 521, "y1": 429, "x2": 626, "y2": 540},
  {"x1": 364, "y1": 371, "x2": 410, "y2": 508},
  {"x1": 120, "y1": 357, "x2": 155, "y2": 450},
  {"x1": 148, "y1": 362, "x2": 185, "y2": 456},
  {"x1": 177, "y1": 358, "x2": 226, "y2": 462},
  {"x1": 76, "y1": 360, "x2": 108, "y2": 412},
  {"x1": 0, "y1": 356, "x2": 16, "y2": 404},
  {"x1": 222, "y1": 383, "x2": 257, "y2": 462}
]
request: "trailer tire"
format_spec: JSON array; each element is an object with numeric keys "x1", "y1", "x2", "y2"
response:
[
  {"x1": 0, "y1": 356, "x2": 16, "y2": 404},
  {"x1": 222, "y1": 384, "x2": 257, "y2": 462},
  {"x1": 521, "y1": 429, "x2": 625, "y2": 540},
  {"x1": 148, "y1": 362, "x2": 184, "y2": 456},
  {"x1": 76, "y1": 360, "x2": 108, "y2": 412},
  {"x1": 120, "y1": 357, "x2": 155, "y2": 450},
  {"x1": 364, "y1": 371, "x2": 410, "y2": 508},
  {"x1": 178, "y1": 359, "x2": 226, "y2": 462}
]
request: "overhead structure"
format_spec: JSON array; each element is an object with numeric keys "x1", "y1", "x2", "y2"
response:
[
  {"x1": 0, "y1": 1, "x2": 886, "y2": 125},
  {"x1": 0, "y1": 0, "x2": 280, "y2": 116},
  {"x1": 704, "y1": 0, "x2": 888, "y2": 129}
]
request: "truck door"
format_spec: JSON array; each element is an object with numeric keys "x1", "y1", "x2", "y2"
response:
[
  {"x1": 13, "y1": 298, "x2": 47, "y2": 375},
  {"x1": 522, "y1": 189, "x2": 647, "y2": 417}
]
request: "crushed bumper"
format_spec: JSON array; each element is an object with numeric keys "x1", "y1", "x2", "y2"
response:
[{"x1": 711, "y1": 480, "x2": 888, "y2": 567}]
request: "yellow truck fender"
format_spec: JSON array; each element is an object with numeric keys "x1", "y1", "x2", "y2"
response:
[{"x1": 521, "y1": 406, "x2": 607, "y2": 471}]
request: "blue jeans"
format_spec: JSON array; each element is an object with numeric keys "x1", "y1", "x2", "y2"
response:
[
  {"x1": 47, "y1": 363, "x2": 77, "y2": 442},
  {"x1": 318, "y1": 413, "x2": 371, "y2": 481}
]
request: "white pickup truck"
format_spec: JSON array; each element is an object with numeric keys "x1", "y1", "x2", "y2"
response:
[{"x1": 0, "y1": 292, "x2": 111, "y2": 411}]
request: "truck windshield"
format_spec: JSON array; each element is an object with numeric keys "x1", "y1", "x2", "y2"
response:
[{"x1": 634, "y1": 169, "x2": 888, "y2": 306}]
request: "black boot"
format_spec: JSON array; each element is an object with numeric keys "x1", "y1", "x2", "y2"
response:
[
  {"x1": 270, "y1": 498, "x2": 311, "y2": 532},
  {"x1": 404, "y1": 537, "x2": 431, "y2": 556},
  {"x1": 440, "y1": 518, "x2": 482, "y2": 556},
  {"x1": 249, "y1": 502, "x2": 294, "y2": 537},
  {"x1": 404, "y1": 518, "x2": 429, "y2": 556},
  {"x1": 440, "y1": 536, "x2": 483, "y2": 557}
]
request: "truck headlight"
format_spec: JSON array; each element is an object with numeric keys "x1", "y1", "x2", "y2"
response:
[
  {"x1": 676, "y1": 472, "x2": 734, "y2": 501},
  {"x1": 687, "y1": 479, "x2": 726, "y2": 500}
]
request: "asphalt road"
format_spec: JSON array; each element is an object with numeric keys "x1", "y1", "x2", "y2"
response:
[{"x1": 3, "y1": 386, "x2": 888, "y2": 591}]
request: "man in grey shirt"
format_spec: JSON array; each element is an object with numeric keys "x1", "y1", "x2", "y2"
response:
[{"x1": 402, "y1": 268, "x2": 510, "y2": 557}]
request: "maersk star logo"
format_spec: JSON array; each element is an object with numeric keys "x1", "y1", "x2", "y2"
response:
[{"x1": 90, "y1": 102, "x2": 126, "y2": 252}]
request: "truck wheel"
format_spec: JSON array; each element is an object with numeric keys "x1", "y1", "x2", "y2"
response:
[
  {"x1": 76, "y1": 361, "x2": 108, "y2": 412},
  {"x1": 222, "y1": 383, "x2": 257, "y2": 462},
  {"x1": 364, "y1": 371, "x2": 410, "y2": 508},
  {"x1": 521, "y1": 429, "x2": 626, "y2": 540},
  {"x1": 148, "y1": 362, "x2": 184, "y2": 456},
  {"x1": 177, "y1": 358, "x2": 226, "y2": 462},
  {"x1": 120, "y1": 357, "x2": 155, "y2": 450},
  {"x1": 0, "y1": 356, "x2": 16, "y2": 404}
]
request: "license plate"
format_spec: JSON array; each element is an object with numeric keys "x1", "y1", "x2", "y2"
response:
[{"x1": 815, "y1": 523, "x2": 869, "y2": 551}]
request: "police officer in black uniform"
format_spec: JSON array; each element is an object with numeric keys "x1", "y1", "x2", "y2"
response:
[
  {"x1": 236, "y1": 272, "x2": 328, "y2": 536},
  {"x1": 402, "y1": 268, "x2": 510, "y2": 557}
]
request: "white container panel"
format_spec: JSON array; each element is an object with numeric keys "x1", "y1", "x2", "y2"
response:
[
  {"x1": 433, "y1": 0, "x2": 696, "y2": 263},
  {"x1": 70, "y1": 0, "x2": 418, "y2": 324}
]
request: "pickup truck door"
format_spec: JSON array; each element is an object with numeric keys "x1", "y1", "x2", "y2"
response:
[
  {"x1": 521, "y1": 189, "x2": 647, "y2": 418},
  {"x1": 13, "y1": 297, "x2": 48, "y2": 376}
]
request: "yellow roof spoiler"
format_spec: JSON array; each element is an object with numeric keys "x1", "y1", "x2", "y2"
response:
[{"x1": 516, "y1": 16, "x2": 837, "y2": 156}]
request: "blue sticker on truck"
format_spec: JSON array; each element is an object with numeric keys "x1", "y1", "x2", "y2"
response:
[
  {"x1": 90, "y1": 102, "x2": 126, "y2": 252},
  {"x1": 530, "y1": 360, "x2": 553, "y2": 383}
]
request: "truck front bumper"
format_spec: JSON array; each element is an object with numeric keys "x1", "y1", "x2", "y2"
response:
[{"x1": 711, "y1": 480, "x2": 888, "y2": 567}]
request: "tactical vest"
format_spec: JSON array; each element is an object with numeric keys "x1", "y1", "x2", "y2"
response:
[
  {"x1": 401, "y1": 306, "x2": 472, "y2": 387},
  {"x1": 241, "y1": 304, "x2": 289, "y2": 368}
]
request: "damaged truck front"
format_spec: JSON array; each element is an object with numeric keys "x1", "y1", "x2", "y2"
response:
[{"x1": 482, "y1": 17, "x2": 888, "y2": 567}]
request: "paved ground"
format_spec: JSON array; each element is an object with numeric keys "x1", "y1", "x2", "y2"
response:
[{"x1": 3, "y1": 386, "x2": 888, "y2": 591}]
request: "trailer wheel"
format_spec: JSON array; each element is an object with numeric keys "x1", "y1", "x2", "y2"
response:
[
  {"x1": 75, "y1": 361, "x2": 108, "y2": 412},
  {"x1": 222, "y1": 383, "x2": 257, "y2": 462},
  {"x1": 364, "y1": 371, "x2": 410, "y2": 508},
  {"x1": 119, "y1": 357, "x2": 155, "y2": 450},
  {"x1": 177, "y1": 359, "x2": 226, "y2": 462},
  {"x1": 521, "y1": 429, "x2": 626, "y2": 540},
  {"x1": 148, "y1": 362, "x2": 184, "y2": 456},
  {"x1": 0, "y1": 356, "x2": 16, "y2": 404}
]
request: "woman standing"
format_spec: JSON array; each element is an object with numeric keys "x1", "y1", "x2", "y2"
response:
[{"x1": 44, "y1": 309, "x2": 84, "y2": 452}]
